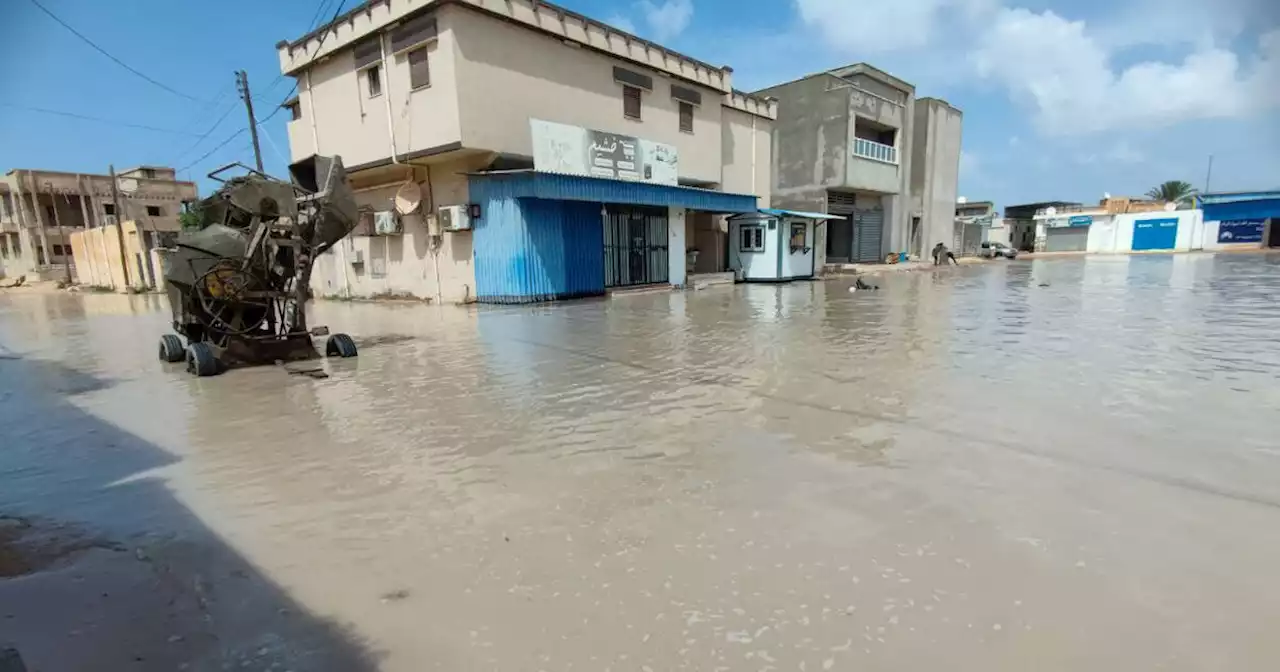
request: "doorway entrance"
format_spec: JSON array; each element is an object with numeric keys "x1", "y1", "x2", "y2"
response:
[
  {"x1": 604, "y1": 205, "x2": 668, "y2": 288},
  {"x1": 1269, "y1": 218, "x2": 1280, "y2": 248}
]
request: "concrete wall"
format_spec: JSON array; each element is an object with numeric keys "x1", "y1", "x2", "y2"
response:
[
  {"x1": 68, "y1": 220, "x2": 158, "y2": 290},
  {"x1": 757, "y1": 75, "x2": 849, "y2": 212},
  {"x1": 909, "y1": 98, "x2": 962, "y2": 259},
  {"x1": 1074, "y1": 210, "x2": 1203, "y2": 253},
  {"x1": 1199, "y1": 218, "x2": 1270, "y2": 251},
  {"x1": 287, "y1": 10, "x2": 463, "y2": 165},
  {"x1": 721, "y1": 107, "x2": 772, "y2": 205},
  {"x1": 450, "y1": 6, "x2": 726, "y2": 185},
  {"x1": 308, "y1": 156, "x2": 481, "y2": 303}
]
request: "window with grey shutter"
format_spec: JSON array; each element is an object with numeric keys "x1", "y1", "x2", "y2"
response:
[
  {"x1": 623, "y1": 85, "x2": 641, "y2": 120},
  {"x1": 353, "y1": 35, "x2": 382, "y2": 70},
  {"x1": 408, "y1": 47, "x2": 430, "y2": 89},
  {"x1": 679, "y1": 101, "x2": 693, "y2": 133},
  {"x1": 366, "y1": 65, "x2": 382, "y2": 97},
  {"x1": 390, "y1": 13, "x2": 437, "y2": 54}
]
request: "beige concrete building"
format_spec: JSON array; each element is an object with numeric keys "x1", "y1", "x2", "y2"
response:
[
  {"x1": 276, "y1": 0, "x2": 775, "y2": 302},
  {"x1": 0, "y1": 165, "x2": 196, "y2": 281},
  {"x1": 68, "y1": 220, "x2": 169, "y2": 291}
]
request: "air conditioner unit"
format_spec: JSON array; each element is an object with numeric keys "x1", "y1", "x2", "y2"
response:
[
  {"x1": 350, "y1": 249, "x2": 364, "y2": 265},
  {"x1": 373, "y1": 210, "x2": 401, "y2": 235},
  {"x1": 438, "y1": 204, "x2": 471, "y2": 231}
]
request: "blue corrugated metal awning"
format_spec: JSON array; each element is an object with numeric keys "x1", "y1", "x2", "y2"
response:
[
  {"x1": 1198, "y1": 191, "x2": 1280, "y2": 205},
  {"x1": 468, "y1": 170, "x2": 758, "y2": 213},
  {"x1": 730, "y1": 208, "x2": 844, "y2": 221}
]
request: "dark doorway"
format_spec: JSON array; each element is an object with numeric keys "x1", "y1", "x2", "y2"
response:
[
  {"x1": 1269, "y1": 218, "x2": 1280, "y2": 248},
  {"x1": 604, "y1": 205, "x2": 668, "y2": 287},
  {"x1": 826, "y1": 217, "x2": 852, "y2": 262}
]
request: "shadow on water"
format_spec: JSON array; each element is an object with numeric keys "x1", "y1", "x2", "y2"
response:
[{"x1": 0, "y1": 354, "x2": 379, "y2": 672}]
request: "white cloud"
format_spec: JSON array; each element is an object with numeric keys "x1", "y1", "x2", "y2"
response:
[
  {"x1": 640, "y1": 0, "x2": 694, "y2": 41},
  {"x1": 794, "y1": 0, "x2": 991, "y2": 53},
  {"x1": 973, "y1": 9, "x2": 1277, "y2": 135},
  {"x1": 607, "y1": 15, "x2": 638, "y2": 35}
]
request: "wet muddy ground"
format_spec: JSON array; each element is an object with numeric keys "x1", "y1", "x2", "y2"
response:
[{"x1": 3, "y1": 253, "x2": 1280, "y2": 671}]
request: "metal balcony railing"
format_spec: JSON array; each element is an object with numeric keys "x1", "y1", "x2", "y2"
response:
[{"x1": 852, "y1": 138, "x2": 898, "y2": 165}]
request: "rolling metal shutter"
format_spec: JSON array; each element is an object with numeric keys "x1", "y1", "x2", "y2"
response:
[
  {"x1": 1045, "y1": 227, "x2": 1088, "y2": 252},
  {"x1": 853, "y1": 209, "x2": 884, "y2": 262}
]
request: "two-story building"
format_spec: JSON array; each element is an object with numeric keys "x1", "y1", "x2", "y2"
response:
[
  {"x1": 277, "y1": 0, "x2": 775, "y2": 304},
  {"x1": 0, "y1": 165, "x2": 197, "y2": 281},
  {"x1": 756, "y1": 64, "x2": 917, "y2": 267}
]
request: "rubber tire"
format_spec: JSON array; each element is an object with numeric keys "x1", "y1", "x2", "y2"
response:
[
  {"x1": 325, "y1": 333, "x2": 358, "y2": 358},
  {"x1": 186, "y1": 342, "x2": 220, "y2": 377},
  {"x1": 159, "y1": 334, "x2": 185, "y2": 363}
]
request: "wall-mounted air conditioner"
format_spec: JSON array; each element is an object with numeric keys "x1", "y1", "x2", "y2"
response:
[
  {"x1": 438, "y1": 204, "x2": 471, "y2": 231},
  {"x1": 373, "y1": 210, "x2": 401, "y2": 235},
  {"x1": 350, "y1": 249, "x2": 364, "y2": 265}
]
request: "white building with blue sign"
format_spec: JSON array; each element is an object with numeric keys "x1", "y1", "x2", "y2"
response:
[{"x1": 1197, "y1": 191, "x2": 1280, "y2": 250}]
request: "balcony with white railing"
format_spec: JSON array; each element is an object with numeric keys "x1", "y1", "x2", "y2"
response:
[{"x1": 852, "y1": 137, "x2": 898, "y2": 165}]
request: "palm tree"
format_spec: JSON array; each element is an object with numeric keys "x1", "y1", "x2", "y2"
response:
[{"x1": 1146, "y1": 180, "x2": 1198, "y2": 205}]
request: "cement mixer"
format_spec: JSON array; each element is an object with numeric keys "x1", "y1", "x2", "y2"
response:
[{"x1": 157, "y1": 156, "x2": 358, "y2": 376}]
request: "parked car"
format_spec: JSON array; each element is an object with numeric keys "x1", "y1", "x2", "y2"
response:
[{"x1": 981, "y1": 241, "x2": 1018, "y2": 259}]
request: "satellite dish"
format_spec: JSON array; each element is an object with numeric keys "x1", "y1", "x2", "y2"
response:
[
  {"x1": 117, "y1": 177, "x2": 139, "y2": 194},
  {"x1": 1045, "y1": 206, "x2": 1057, "y2": 216},
  {"x1": 1103, "y1": 192, "x2": 1111, "y2": 199},
  {"x1": 394, "y1": 181, "x2": 423, "y2": 215},
  {"x1": 957, "y1": 196, "x2": 967, "y2": 204},
  {"x1": 1164, "y1": 202, "x2": 1177, "y2": 211}
]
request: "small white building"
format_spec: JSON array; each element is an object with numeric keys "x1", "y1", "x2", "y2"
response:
[
  {"x1": 727, "y1": 209, "x2": 839, "y2": 282},
  {"x1": 1032, "y1": 205, "x2": 1206, "y2": 254}
]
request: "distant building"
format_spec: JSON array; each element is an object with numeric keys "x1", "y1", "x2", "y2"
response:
[
  {"x1": 756, "y1": 65, "x2": 962, "y2": 267},
  {"x1": 277, "y1": 0, "x2": 775, "y2": 303},
  {"x1": 954, "y1": 199, "x2": 998, "y2": 255},
  {"x1": 1004, "y1": 201, "x2": 1079, "y2": 252},
  {"x1": 0, "y1": 166, "x2": 197, "y2": 281},
  {"x1": 1197, "y1": 191, "x2": 1280, "y2": 249},
  {"x1": 910, "y1": 98, "x2": 963, "y2": 258}
]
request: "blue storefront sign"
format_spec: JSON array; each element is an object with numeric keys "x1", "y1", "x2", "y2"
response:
[
  {"x1": 1217, "y1": 219, "x2": 1265, "y2": 243},
  {"x1": 1132, "y1": 218, "x2": 1179, "y2": 251},
  {"x1": 1067, "y1": 215, "x2": 1093, "y2": 227}
]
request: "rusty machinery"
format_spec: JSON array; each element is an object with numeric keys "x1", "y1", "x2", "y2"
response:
[{"x1": 157, "y1": 156, "x2": 359, "y2": 376}]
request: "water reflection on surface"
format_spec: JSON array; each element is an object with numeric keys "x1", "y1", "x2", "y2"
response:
[{"x1": 3, "y1": 253, "x2": 1280, "y2": 670}]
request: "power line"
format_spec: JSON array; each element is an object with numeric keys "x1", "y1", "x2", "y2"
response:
[
  {"x1": 178, "y1": 128, "x2": 246, "y2": 174},
  {"x1": 173, "y1": 99, "x2": 240, "y2": 163},
  {"x1": 27, "y1": 0, "x2": 206, "y2": 104},
  {"x1": 261, "y1": 0, "x2": 349, "y2": 125},
  {"x1": 1, "y1": 102, "x2": 204, "y2": 135}
]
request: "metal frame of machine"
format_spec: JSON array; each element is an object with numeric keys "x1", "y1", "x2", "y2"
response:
[{"x1": 157, "y1": 155, "x2": 360, "y2": 376}]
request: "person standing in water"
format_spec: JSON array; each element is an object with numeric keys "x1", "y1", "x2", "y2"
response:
[{"x1": 932, "y1": 242, "x2": 957, "y2": 266}]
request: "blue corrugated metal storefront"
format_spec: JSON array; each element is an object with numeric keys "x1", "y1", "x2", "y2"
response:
[{"x1": 469, "y1": 171, "x2": 757, "y2": 304}]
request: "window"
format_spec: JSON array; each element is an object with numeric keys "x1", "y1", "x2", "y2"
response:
[
  {"x1": 52, "y1": 244, "x2": 66, "y2": 256},
  {"x1": 623, "y1": 85, "x2": 642, "y2": 120},
  {"x1": 287, "y1": 102, "x2": 302, "y2": 121},
  {"x1": 366, "y1": 65, "x2": 382, "y2": 97},
  {"x1": 740, "y1": 225, "x2": 765, "y2": 252},
  {"x1": 0, "y1": 237, "x2": 8, "y2": 256},
  {"x1": 103, "y1": 203, "x2": 116, "y2": 215},
  {"x1": 45, "y1": 205, "x2": 56, "y2": 225},
  {"x1": 142, "y1": 168, "x2": 156, "y2": 179},
  {"x1": 679, "y1": 101, "x2": 694, "y2": 133},
  {"x1": 146, "y1": 205, "x2": 163, "y2": 217},
  {"x1": 408, "y1": 47, "x2": 430, "y2": 89},
  {"x1": 789, "y1": 222, "x2": 806, "y2": 250},
  {"x1": 36, "y1": 246, "x2": 45, "y2": 265}
]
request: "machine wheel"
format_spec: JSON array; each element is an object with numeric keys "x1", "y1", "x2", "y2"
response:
[
  {"x1": 186, "y1": 342, "x2": 220, "y2": 377},
  {"x1": 158, "y1": 334, "x2": 185, "y2": 363},
  {"x1": 325, "y1": 333, "x2": 358, "y2": 358}
]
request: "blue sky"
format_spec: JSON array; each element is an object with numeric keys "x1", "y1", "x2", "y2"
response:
[{"x1": 2, "y1": 0, "x2": 1277, "y2": 211}]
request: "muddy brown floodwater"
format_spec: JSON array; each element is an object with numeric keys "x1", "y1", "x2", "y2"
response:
[{"x1": 3, "y1": 254, "x2": 1280, "y2": 671}]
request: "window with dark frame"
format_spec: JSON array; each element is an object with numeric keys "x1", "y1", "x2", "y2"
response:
[
  {"x1": 679, "y1": 101, "x2": 694, "y2": 133},
  {"x1": 740, "y1": 225, "x2": 765, "y2": 252},
  {"x1": 103, "y1": 204, "x2": 116, "y2": 216},
  {"x1": 142, "y1": 168, "x2": 156, "y2": 178},
  {"x1": 288, "y1": 102, "x2": 302, "y2": 121},
  {"x1": 623, "y1": 85, "x2": 642, "y2": 120},
  {"x1": 789, "y1": 222, "x2": 806, "y2": 250},
  {"x1": 146, "y1": 205, "x2": 163, "y2": 217},
  {"x1": 408, "y1": 47, "x2": 430, "y2": 89},
  {"x1": 366, "y1": 65, "x2": 382, "y2": 97}
]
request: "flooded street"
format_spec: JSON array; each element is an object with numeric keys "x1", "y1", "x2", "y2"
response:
[{"x1": 4, "y1": 253, "x2": 1280, "y2": 671}]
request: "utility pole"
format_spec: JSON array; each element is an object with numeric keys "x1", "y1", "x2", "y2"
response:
[
  {"x1": 237, "y1": 70, "x2": 264, "y2": 173},
  {"x1": 1203, "y1": 154, "x2": 1214, "y2": 195},
  {"x1": 109, "y1": 165, "x2": 132, "y2": 288}
]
